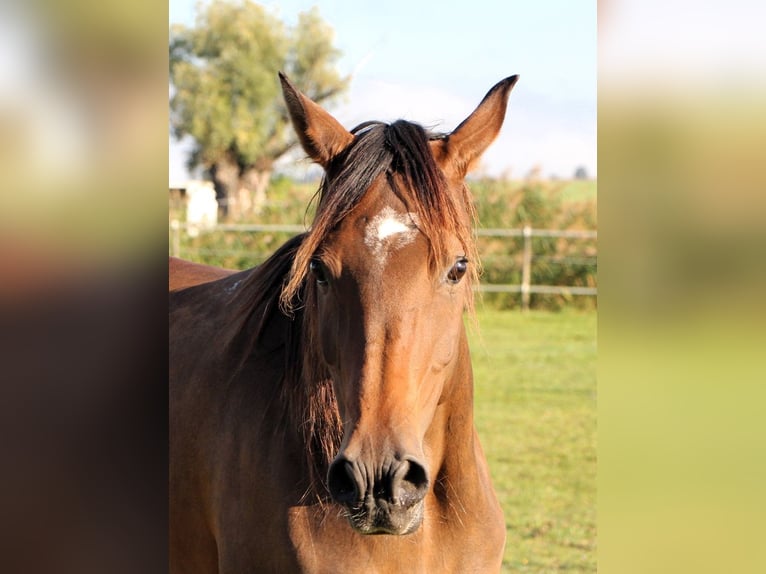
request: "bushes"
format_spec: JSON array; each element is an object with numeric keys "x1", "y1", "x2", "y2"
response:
[
  {"x1": 171, "y1": 177, "x2": 597, "y2": 310},
  {"x1": 470, "y1": 178, "x2": 597, "y2": 310}
]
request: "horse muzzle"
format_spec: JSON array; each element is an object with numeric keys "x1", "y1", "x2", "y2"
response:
[{"x1": 327, "y1": 455, "x2": 429, "y2": 535}]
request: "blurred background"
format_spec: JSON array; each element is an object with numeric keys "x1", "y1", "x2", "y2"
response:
[
  {"x1": 599, "y1": 2, "x2": 766, "y2": 573},
  {"x1": 0, "y1": 2, "x2": 167, "y2": 574},
  {"x1": 0, "y1": 0, "x2": 763, "y2": 573}
]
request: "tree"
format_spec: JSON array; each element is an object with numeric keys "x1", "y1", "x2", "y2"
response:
[
  {"x1": 170, "y1": 1, "x2": 348, "y2": 218},
  {"x1": 574, "y1": 165, "x2": 589, "y2": 180}
]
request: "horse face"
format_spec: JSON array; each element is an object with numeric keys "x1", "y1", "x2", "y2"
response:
[{"x1": 310, "y1": 177, "x2": 469, "y2": 534}]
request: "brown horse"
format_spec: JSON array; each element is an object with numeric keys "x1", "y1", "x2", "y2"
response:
[{"x1": 170, "y1": 72, "x2": 518, "y2": 573}]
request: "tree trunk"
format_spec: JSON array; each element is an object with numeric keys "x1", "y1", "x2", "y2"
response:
[
  {"x1": 210, "y1": 159, "x2": 272, "y2": 220},
  {"x1": 240, "y1": 168, "x2": 272, "y2": 217},
  {"x1": 210, "y1": 157, "x2": 239, "y2": 219}
]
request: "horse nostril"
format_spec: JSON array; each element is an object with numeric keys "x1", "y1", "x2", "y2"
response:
[
  {"x1": 327, "y1": 458, "x2": 358, "y2": 505},
  {"x1": 392, "y1": 459, "x2": 429, "y2": 507},
  {"x1": 403, "y1": 459, "x2": 428, "y2": 489}
]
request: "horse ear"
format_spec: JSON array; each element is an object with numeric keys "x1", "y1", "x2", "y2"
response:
[
  {"x1": 434, "y1": 75, "x2": 519, "y2": 178},
  {"x1": 279, "y1": 72, "x2": 354, "y2": 169}
]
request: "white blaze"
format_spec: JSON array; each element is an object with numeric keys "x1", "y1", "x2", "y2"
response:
[
  {"x1": 364, "y1": 206, "x2": 419, "y2": 263},
  {"x1": 377, "y1": 217, "x2": 410, "y2": 241}
]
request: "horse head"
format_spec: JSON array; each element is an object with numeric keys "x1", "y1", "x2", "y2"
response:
[{"x1": 279, "y1": 72, "x2": 517, "y2": 535}]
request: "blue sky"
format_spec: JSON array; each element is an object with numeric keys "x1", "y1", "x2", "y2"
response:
[{"x1": 169, "y1": 0, "x2": 596, "y2": 182}]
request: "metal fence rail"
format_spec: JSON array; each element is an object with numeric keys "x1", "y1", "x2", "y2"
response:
[
  {"x1": 169, "y1": 221, "x2": 597, "y2": 308},
  {"x1": 477, "y1": 228, "x2": 597, "y2": 239}
]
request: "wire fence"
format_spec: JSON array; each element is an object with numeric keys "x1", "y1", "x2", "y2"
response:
[{"x1": 169, "y1": 220, "x2": 597, "y2": 310}]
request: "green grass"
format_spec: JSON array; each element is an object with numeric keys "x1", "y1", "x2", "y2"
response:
[{"x1": 469, "y1": 309, "x2": 597, "y2": 573}]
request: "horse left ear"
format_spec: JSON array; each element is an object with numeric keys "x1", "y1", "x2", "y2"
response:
[
  {"x1": 279, "y1": 72, "x2": 354, "y2": 169},
  {"x1": 433, "y1": 75, "x2": 519, "y2": 178}
]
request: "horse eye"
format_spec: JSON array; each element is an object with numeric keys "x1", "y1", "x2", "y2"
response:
[
  {"x1": 447, "y1": 258, "x2": 468, "y2": 284},
  {"x1": 309, "y1": 259, "x2": 329, "y2": 286}
]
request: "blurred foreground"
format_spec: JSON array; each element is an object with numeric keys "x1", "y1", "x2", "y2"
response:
[
  {"x1": 599, "y1": 2, "x2": 766, "y2": 572},
  {"x1": 0, "y1": 3, "x2": 167, "y2": 573}
]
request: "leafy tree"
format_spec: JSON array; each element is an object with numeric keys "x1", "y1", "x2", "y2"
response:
[{"x1": 170, "y1": 1, "x2": 348, "y2": 217}]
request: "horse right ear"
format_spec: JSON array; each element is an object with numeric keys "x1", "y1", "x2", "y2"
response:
[
  {"x1": 433, "y1": 75, "x2": 519, "y2": 179},
  {"x1": 279, "y1": 72, "x2": 354, "y2": 169}
]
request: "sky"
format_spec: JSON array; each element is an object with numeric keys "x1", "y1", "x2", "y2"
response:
[
  {"x1": 599, "y1": 0, "x2": 766, "y2": 87},
  {"x1": 169, "y1": 0, "x2": 597, "y2": 183}
]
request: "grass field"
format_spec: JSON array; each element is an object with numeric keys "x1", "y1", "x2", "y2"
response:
[{"x1": 469, "y1": 309, "x2": 597, "y2": 572}]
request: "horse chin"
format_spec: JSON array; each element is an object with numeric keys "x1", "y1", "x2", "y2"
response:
[{"x1": 344, "y1": 500, "x2": 425, "y2": 536}]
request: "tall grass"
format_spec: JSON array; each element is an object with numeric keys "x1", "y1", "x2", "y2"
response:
[{"x1": 470, "y1": 178, "x2": 597, "y2": 310}]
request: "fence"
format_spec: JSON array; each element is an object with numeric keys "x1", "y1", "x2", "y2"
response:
[{"x1": 169, "y1": 221, "x2": 597, "y2": 310}]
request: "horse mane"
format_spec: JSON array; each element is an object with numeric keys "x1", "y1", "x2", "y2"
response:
[{"x1": 227, "y1": 119, "x2": 479, "y2": 501}]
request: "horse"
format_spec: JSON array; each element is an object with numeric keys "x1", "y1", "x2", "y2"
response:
[{"x1": 170, "y1": 72, "x2": 518, "y2": 573}]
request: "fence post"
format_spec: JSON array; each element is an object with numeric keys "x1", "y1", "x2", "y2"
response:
[
  {"x1": 170, "y1": 219, "x2": 181, "y2": 258},
  {"x1": 521, "y1": 225, "x2": 532, "y2": 311}
]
